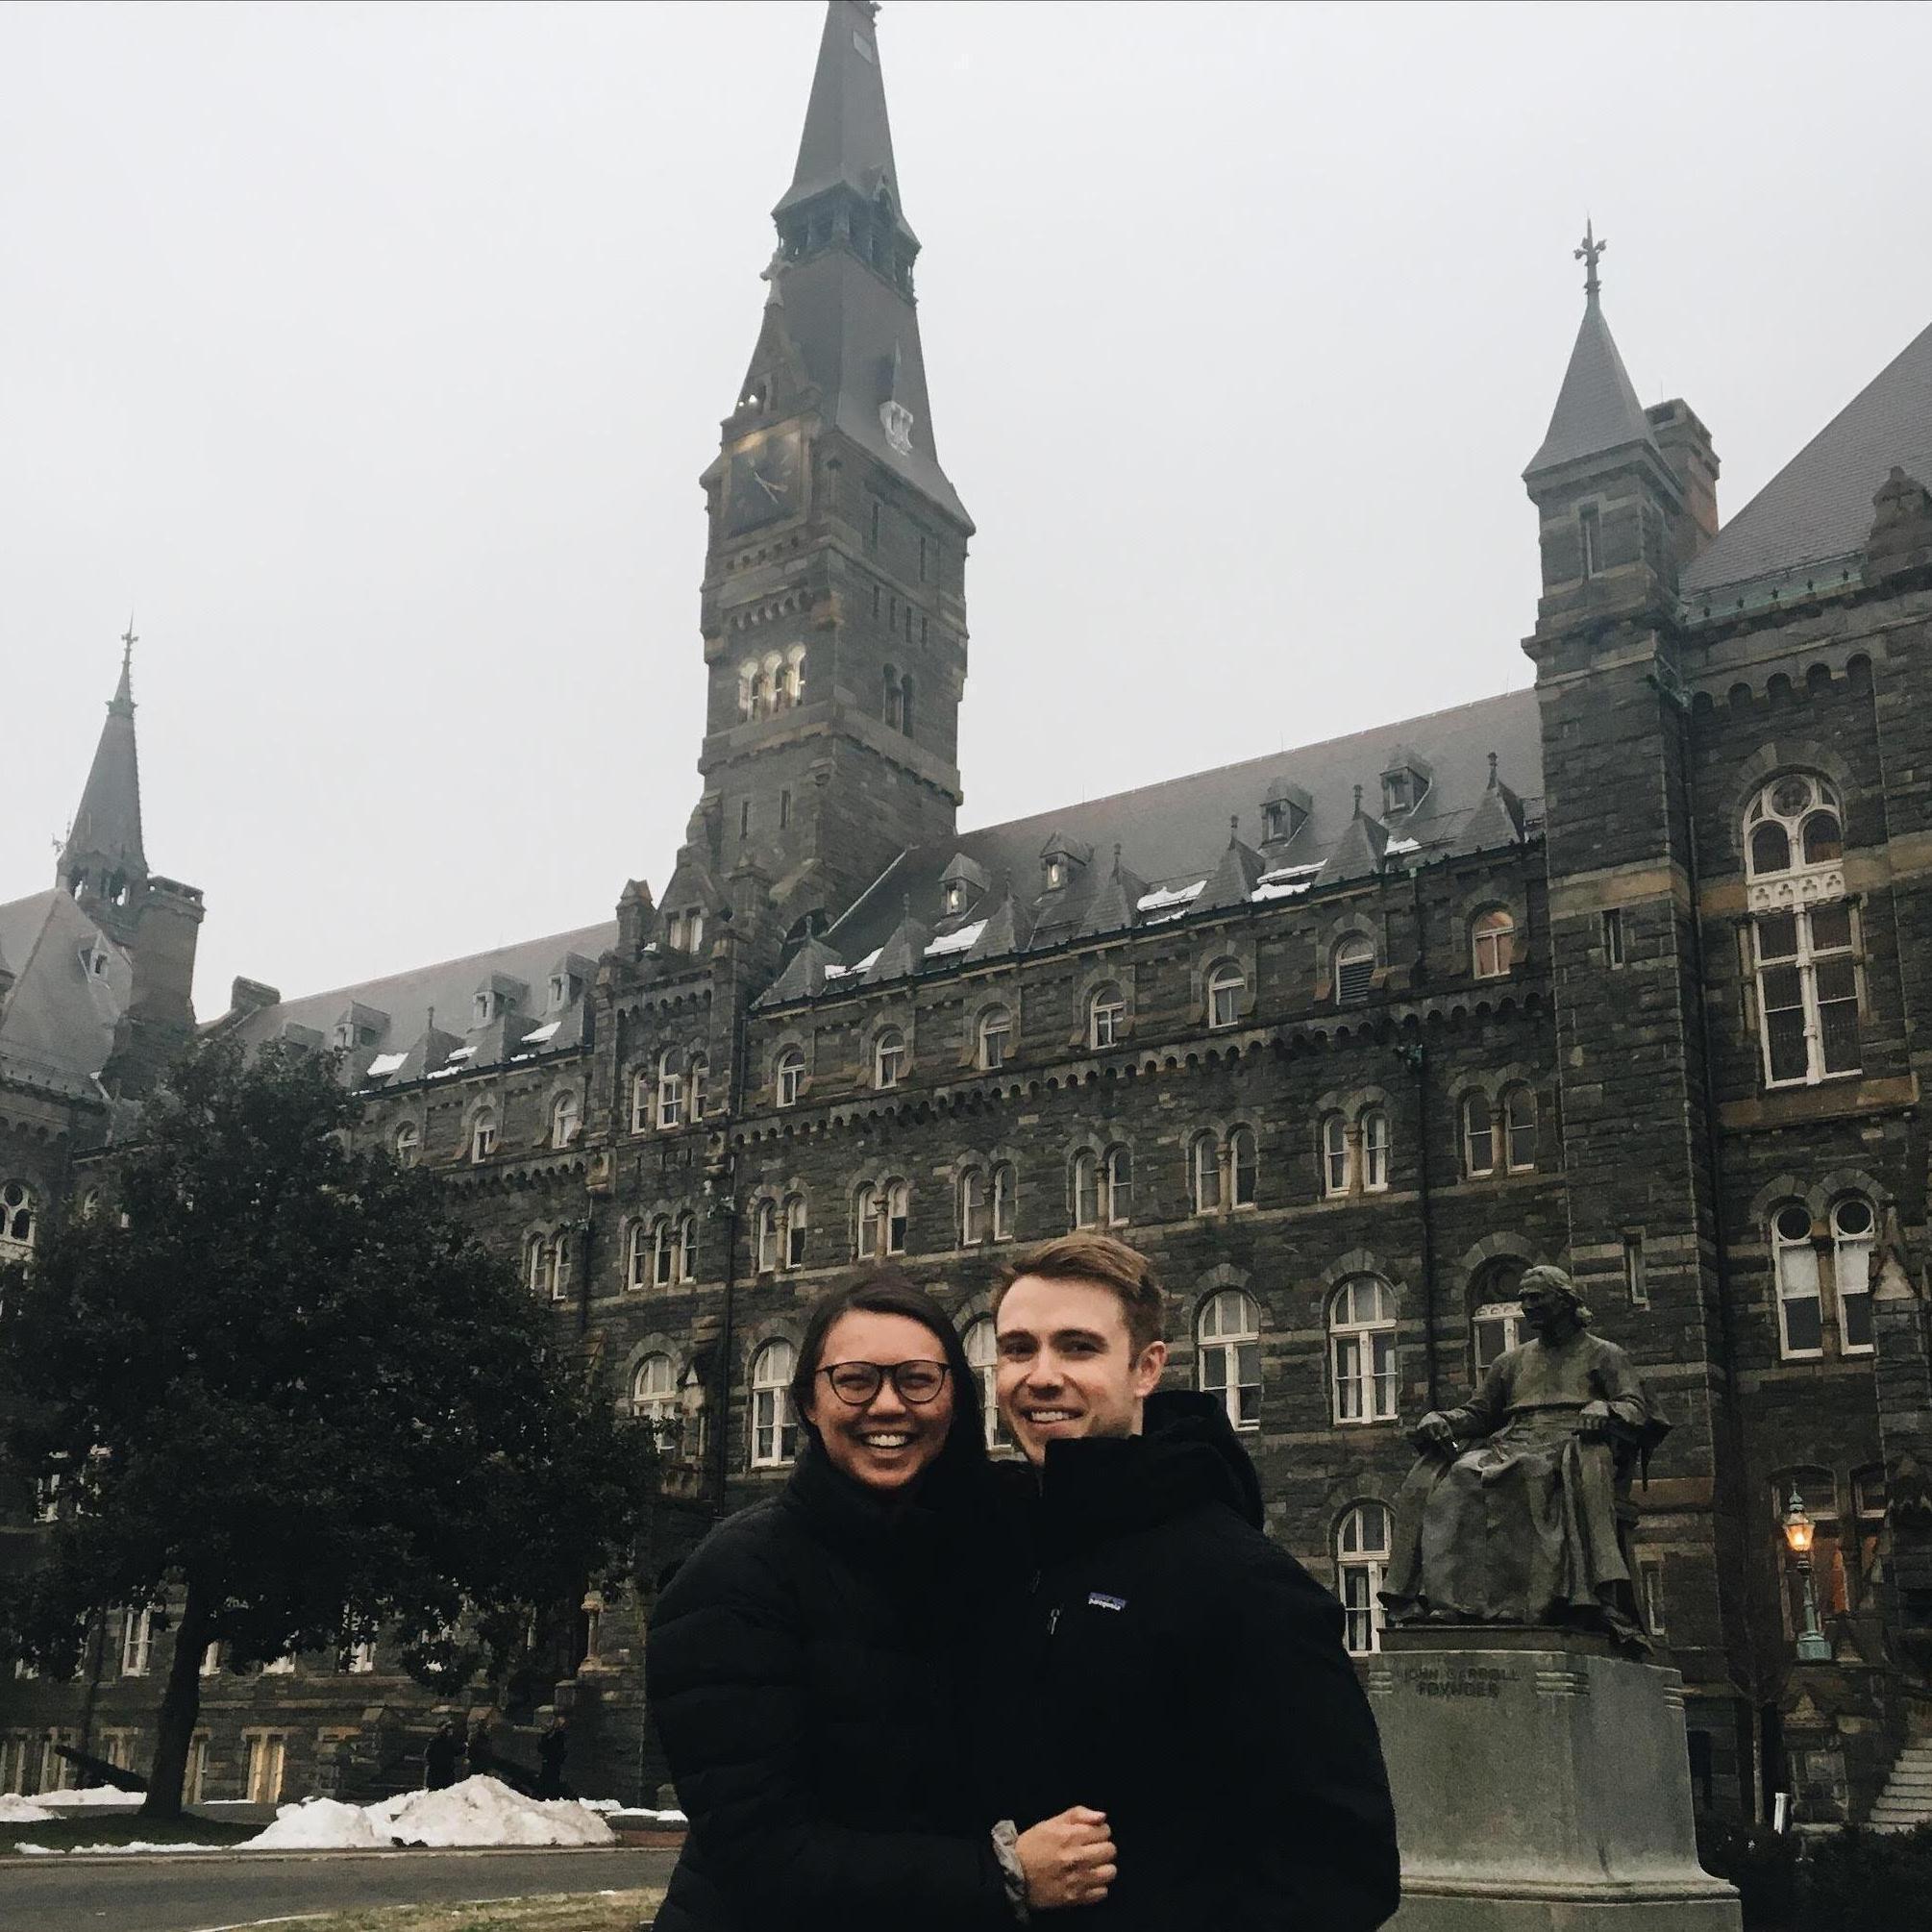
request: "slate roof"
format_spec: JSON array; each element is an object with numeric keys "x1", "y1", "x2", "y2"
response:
[
  {"x1": 0, "y1": 889, "x2": 133, "y2": 1098},
  {"x1": 61, "y1": 653, "x2": 145, "y2": 884},
  {"x1": 785, "y1": 688, "x2": 1543, "y2": 996},
  {"x1": 776, "y1": 0, "x2": 916, "y2": 244},
  {"x1": 1524, "y1": 293, "x2": 1658, "y2": 479},
  {"x1": 1682, "y1": 318, "x2": 1932, "y2": 601}
]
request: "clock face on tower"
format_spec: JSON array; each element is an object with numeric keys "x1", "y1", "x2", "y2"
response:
[{"x1": 725, "y1": 427, "x2": 805, "y2": 534}]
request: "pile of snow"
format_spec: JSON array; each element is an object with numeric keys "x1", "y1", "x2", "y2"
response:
[
  {"x1": 608, "y1": 1805, "x2": 687, "y2": 1826},
  {"x1": 0, "y1": 1795, "x2": 60, "y2": 1824},
  {"x1": 17, "y1": 1841, "x2": 222, "y2": 1855},
  {"x1": 33, "y1": 1787, "x2": 142, "y2": 1808},
  {"x1": 241, "y1": 1775, "x2": 616, "y2": 1851}
]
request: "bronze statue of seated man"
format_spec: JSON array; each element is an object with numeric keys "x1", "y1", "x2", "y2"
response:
[{"x1": 1379, "y1": 1264, "x2": 1670, "y2": 1650}]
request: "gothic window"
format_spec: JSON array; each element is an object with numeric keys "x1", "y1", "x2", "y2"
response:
[
  {"x1": 858, "y1": 1180, "x2": 909, "y2": 1257},
  {"x1": 1472, "y1": 907, "x2": 1516, "y2": 979},
  {"x1": 1472, "y1": 1255, "x2": 1526, "y2": 1374},
  {"x1": 1102, "y1": 1146, "x2": 1132, "y2": 1226},
  {"x1": 653, "y1": 1216, "x2": 679, "y2": 1289},
  {"x1": 978, "y1": 1005, "x2": 1013, "y2": 1072},
  {"x1": 763, "y1": 651, "x2": 785, "y2": 711},
  {"x1": 755, "y1": 1200, "x2": 780, "y2": 1274},
  {"x1": 1360, "y1": 1109, "x2": 1390, "y2": 1192},
  {"x1": 992, "y1": 1162, "x2": 1016, "y2": 1240},
  {"x1": 656, "y1": 1052, "x2": 684, "y2": 1130},
  {"x1": 785, "y1": 645, "x2": 805, "y2": 705},
  {"x1": 687, "y1": 1055, "x2": 708, "y2": 1124},
  {"x1": 962, "y1": 1317, "x2": 1010, "y2": 1450},
  {"x1": 1833, "y1": 1198, "x2": 1875, "y2": 1353},
  {"x1": 550, "y1": 1091, "x2": 580, "y2": 1149},
  {"x1": 1230, "y1": 1127, "x2": 1258, "y2": 1207},
  {"x1": 1334, "y1": 935, "x2": 1376, "y2": 1006},
  {"x1": 2, "y1": 1181, "x2": 37, "y2": 1256},
  {"x1": 1336, "y1": 1503, "x2": 1392, "y2": 1655},
  {"x1": 901, "y1": 673, "x2": 916, "y2": 735},
  {"x1": 390, "y1": 1121, "x2": 419, "y2": 1169},
  {"x1": 1206, "y1": 961, "x2": 1245, "y2": 1030},
  {"x1": 527, "y1": 1233, "x2": 557, "y2": 1300},
  {"x1": 1191, "y1": 1133, "x2": 1223, "y2": 1214},
  {"x1": 1323, "y1": 1115, "x2": 1350, "y2": 1198},
  {"x1": 783, "y1": 1192, "x2": 808, "y2": 1270},
  {"x1": 680, "y1": 1212, "x2": 699, "y2": 1283},
  {"x1": 1329, "y1": 1276, "x2": 1399, "y2": 1424},
  {"x1": 633, "y1": 1353, "x2": 678, "y2": 1443},
  {"x1": 1461, "y1": 1092, "x2": 1495, "y2": 1178},
  {"x1": 1198, "y1": 1289, "x2": 1261, "y2": 1430},
  {"x1": 120, "y1": 1605, "x2": 155, "y2": 1677},
  {"x1": 1089, "y1": 983, "x2": 1127, "y2": 1050},
  {"x1": 1502, "y1": 1086, "x2": 1537, "y2": 1172},
  {"x1": 960, "y1": 1167, "x2": 989, "y2": 1245},
  {"x1": 777, "y1": 1046, "x2": 805, "y2": 1108},
  {"x1": 737, "y1": 662, "x2": 756, "y2": 720},
  {"x1": 883, "y1": 666, "x2": 904, "y2": 731},
  {"x1": 631, "y1": 1069, "x2": 652, "y2": 1134},
  {"x1": 470, "y1": 1110, "x2": 498, "y2": 1164},
  {"x1": 874, "y1": 1028, "x2": 908, "y2": 1090},
  {"x1": 1771, "y1": 1204, "x2": 1822, "y2": 1358},
  {"x1": 1073, "y1": 1151, "x2": 1099, "y2": 1228},
  {"x1": 750, "y1": 1340, "x2": 798, "y2": 1468},
  {"x1": 627, "y1": 1222, "x2": 650, "y2": 1291},
  {"x1": 1745, "y1": 776, "x2": 1858, "y2": 1086}
]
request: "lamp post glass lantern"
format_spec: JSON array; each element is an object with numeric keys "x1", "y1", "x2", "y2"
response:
[{"x1": 1782, "y1": 1486, "x2": 1832, "y2": 1663}]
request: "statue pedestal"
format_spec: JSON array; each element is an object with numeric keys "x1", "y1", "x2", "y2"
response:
[{"x1": 1366, "y1": 1629, "x2": 1740, "y2": 1930}]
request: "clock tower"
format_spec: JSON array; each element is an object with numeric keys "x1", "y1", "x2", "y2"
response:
[{"x1": 687, "y1": 0, "x2": 973, "y2": 935}]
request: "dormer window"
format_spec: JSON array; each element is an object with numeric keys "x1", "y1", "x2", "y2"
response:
[
  {"x1": 1260, "y1": 780, "x2": 1311, "y2": 846},
  {"x1": 548, "y1": 976, "x2": 568, "y2": 1011},
  {"x1": 1378, "y1": 746, "x2": 1433, "y2": 820},
  {"x1": 943, "y1": 880, "x2": 966, "y2": 916},
  {"x1": 1045, "y1": 858, "x2": 1065, "y2": 890},
  {"x1": 1383, "y1": 772, "x2": 1413, "y2": 814},
  {"x1": 473, "y1": 992, "x2": 492, "y2": 1027}
]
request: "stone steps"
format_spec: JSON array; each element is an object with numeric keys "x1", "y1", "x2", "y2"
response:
[{"x1": 1867, "y1": 1744, "x2": 1932, "y2": 1830}]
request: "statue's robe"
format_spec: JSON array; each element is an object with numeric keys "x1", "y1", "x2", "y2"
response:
[{"x1": 1381, "y1": 1327, "x2": 1670, "y2": 1637}]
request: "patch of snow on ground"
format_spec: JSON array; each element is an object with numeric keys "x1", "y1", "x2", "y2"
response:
[
  {"x1": 240, "y1": 1775, "x2": 616, "y2": 1851},
  {"x1": 608, "y1": 1806, "x2": 688, "y2": 1826},
  {"x1": 0, "y1": 1795, "x2": 59, "y2": 1823},
  {"x1": 32, "y1": 1788, "x2": 143, "y2": 1808},
  {"x1": 32, "y1": 1841, "x2": 223, "y2": 1855}
]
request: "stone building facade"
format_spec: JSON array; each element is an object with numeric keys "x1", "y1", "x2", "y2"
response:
[{"x1": 6, "y1": 0, "x2": 1932, "y2": 1823}]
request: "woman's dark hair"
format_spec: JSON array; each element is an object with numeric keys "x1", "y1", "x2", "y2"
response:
[{"x1": 788, "y1": 1267, "x2": 986, "y2": 1474}]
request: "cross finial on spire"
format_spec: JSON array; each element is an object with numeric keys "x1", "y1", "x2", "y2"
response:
[{"x1": 1575, "y1": 219, "x2": 1606, "y2": 302}]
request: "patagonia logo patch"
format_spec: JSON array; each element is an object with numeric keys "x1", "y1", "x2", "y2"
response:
[{"x1": 1087, "y1": 1592, "x2": 1127, "y2": 1612}]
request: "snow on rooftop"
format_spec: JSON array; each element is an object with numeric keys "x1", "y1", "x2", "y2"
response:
[
  {"x1": 520, "y1": 1020, "x2": 561, "y2": 1045},
  {"x1": 924, "y1": 920, "x2": 986, "y2": 959},
  {"x1": 364, "y1": 1052, "x2": 409, "y2": 1078},
  {"x1": 823, "y1": 947, "x2": 882, "y2": 982},
  {"x1": 1137, "y1": 879, "x2": 1206, "y2": 914},
  {"x1": 1251, "y1": 877, "x2": 1316, "y2": 904},
  {"x1": 444, "y1": 1045, "x2": 476, "y2": 1061},
  {"x1": 1385, "y1": 836, "x2": 1422, "y2": 857}
]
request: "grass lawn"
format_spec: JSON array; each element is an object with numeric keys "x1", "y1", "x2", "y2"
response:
[
  {"x1": 0, "y1": 1811, "x2": 258, "y2": 1857},
  {"x1": 239, "y1": 1892, "x2": 662, "y2": 1930}
]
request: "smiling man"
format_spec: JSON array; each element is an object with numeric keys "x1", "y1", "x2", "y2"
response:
[{"x1": 984, "y1": 1233, "x2": 1399, "y2": 1930}]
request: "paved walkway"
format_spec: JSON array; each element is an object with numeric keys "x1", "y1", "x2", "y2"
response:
[{"x1": 0, "y1": 1843, "x2": 676, "y2": 1932}]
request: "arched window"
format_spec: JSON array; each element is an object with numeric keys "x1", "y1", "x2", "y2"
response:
[
  {"x1": 960, "y1": 1167, "x2": 989, "y2": 1245},
  {"x1": 883, "y1": 666, "x2": 904, "y2": 731},
  {"x1": 874, "y1": 1028, "x2": 908, "y2": 1090},
  {"x1": 755, "y1": 1200, "x2": 780, "y2": 1274},
  {"x1": 776, "y1": 1046, "x2": 805, "y2": 1108},
  {"x1": 992, "y1": 1162, "x2": 1017, "y2": 1241},
  {"x1": 1336, "y1": 1503, "x2": 1393, "y2": 1655},
  {"x1": 656, "y1": 1052, "x2": 684, "y2": 1130},
  {"x1": 977, "y1": 1006, "x2": 1013, "y2": 1072},
  {"x1": 753, "y1": 661, "x2": 775, "y2": 716},
  {"x1": 1229, "y1": 1127, "x2": 1258, "y2": 1207},
  {"x1": 391, "y1": 1123, "x2": 420, "y2": 1169},
  {"x1": 1329, "y1": 1276, "x2": 1399, "y2": 1424},
  {"x1": 630, "y1": 1068, "x2": 653, "y2": 1134},
  {"x1": 633, "y1": 1353, "x2": 678, "y2": 1440},
  {"x1": 900, "y1": 674, "x2": 916, "y2": 737},
  {"x1": 1334, "y1": 935, "x2": 1376, "y2": 1005},
  {"x1": 1771, "y1": 1202, "x2": 1821, "y2": 1357},
  {"x1": 550, "y1": 1091, "x2": 580, "y2": 1149},
  {"x1": 1102, "y1": 1146, "x2": 1132, "y2": 1226},
  {"x1": 1072, "y1": 1151, "x2": 1099, "y2": 1228},
  {"x1": 1191, "y1": 1133, "x2": 1223, "y2": 1214},
  {"x1": 470, "y1": 1109, "x2": 498, "y2": 1164},
  {"x1": 1833, "y1": 1197, "x2": 1875, "y2": 1354},
  {"x1": 762, "y1": 651, "x2": 784, "y2": 710},
  {"x1": 1461, "y1": 1092, "x2": 1495, "y2": 1177},
  {"x1": 1206, "y1": 961, "x2": 1245, "y2": 1030},
  {"x1": 687, "y1": 1056, "x2": 708, "y2": 1124},
  {"x1": 784, "y1": 645, "x2": 806, "y2": 706},
  {"x1": 1471, "y1": 1258, "x2": 1526, "y2": 1374},
  {"x1": 1198, "y1": 1289, "x2": 1261, "y2": 1430},
  {"x1": 1089, "y1": 983, "x2": 1127, "y2": 1050},
  {"x1": 782, "y1": 1193, "x2": 808, "y2": 1270},
  {"x1": 858, "y1": 1180, "x2": 909, "y2": 1257},
  {"x1": 1472, "y1": 908, "x2": 1516, "y2": 979},
  {"x1": 750, "y1": 1340, "x2": 798, "y2": 1468},
  {"x1": 1745, "y1": 775, "x2": 1858, "y2": 1086},
  {"x1": 737, "y1": 662, "x2": 757, "y2": 720},
  {"x1": 527, "y1": 1234, "x2": 556, "y2": 1300},
  {"x1": 962, "y1": 1317, "x2": 1011, "y2": 1450},
  {"x1": 884, "y1": 1180, "x2": 909, "y2": 1254},
  {"x1": 1322, "y1": 1115, "x2": 1350, "y2": 1197},
  {"x1": 627, "y1": 1221, "x2": 650, "y2": 1290},
  {"x1": 679, "y1": 1212, "x2": 699, "y2": 1283},
  {"x1": 1360, "y1": 1108, "x2": 1390, "y2": 1192},
  {"x1": 652, "y1": 1216, "x2": 679, "y2": 1289},
  {"x1": 1502, "y1": 1086, "x2": 1536, "y2": 1172}
]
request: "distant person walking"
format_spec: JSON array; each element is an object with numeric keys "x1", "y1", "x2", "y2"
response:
[
  {"x1": 423, "y1": 1719, "x2": 460, "y2": 1792},
  {"x1": 466, "y1": 1717, "x2": 495, "y2": 1781},
  {"x1": 536, "y1": 1716, "x2": 570, "y2": 1799}
]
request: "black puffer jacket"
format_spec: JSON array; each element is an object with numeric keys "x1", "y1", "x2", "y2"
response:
[
  {"x1": 647, "y1": 1442, "x2": 1014, "y2": 1932},
  {"x1": 979, "y1": 1391, "x2": 1400, "y2": 1931}
]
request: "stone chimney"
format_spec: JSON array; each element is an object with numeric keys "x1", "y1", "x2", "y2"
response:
[{"x1": 1646, "y1": 400, "x2": 1721, "y2": 567}]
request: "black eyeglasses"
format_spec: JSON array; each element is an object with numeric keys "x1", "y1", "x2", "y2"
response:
[{"x1": 817, "y1": 1360, "x2": 952, "y2": 1406}]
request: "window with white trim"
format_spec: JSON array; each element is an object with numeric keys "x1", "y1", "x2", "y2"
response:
[
  {"x1": 1745, "y1": 775, "x2": 1858, "y2": 1086},
  {"x1": 1330, "y1": 1276, "x2": 1399, "y2": 1424},
  {"x1": 470, "y1": 1110, "x2": 498, "y2": 1164},
  {"x1": 1336, "y1": 1502, "x2": 1392, "y2": 1655},
  {"x1": 1102, "y1": 1146, "x2": 1131, "y2": 1226},
  {"x1": 1206, "y1": 962, "x2": 1245, "y2": 1030},
  {"x1": 1461, "y1": 1092, "x2": 1495, "y2": 1178},
  {"x1": 679, "y1": 1212, "x2": 699, "y2": 1283},
  {"x1": 755, "y1": 1200, "x2": 780, "y2": 1274},
  {"x1": 875, "y1": 1028, "x2": 908, "y2": 1090},
  {"x1": 631, "y1": 1069, "x2": 652, "y2": 1134},
  {"x1": 963, "y1": 1317, "x2": 1011, "y2": 1450},
  {"x1": 1190, "y1": 1133, "x2": 1222, "y2": 1214},
  {"x1": 1472, "y1": 908, "x2": 1516, "y2": 979},
  {"x1": 1334, "y1": 935, "x2": 1376, "y2": 1005},
  {"x1": 1089, "y1": 983, "x2": 1127, "y2": 1050},
  {"x1": 656, "y1": 1052, "x2": 684, "y2": 1130},
  {"x1": 1833, "y1": 1198, "x2": 1874, "y2": 1353},
  {"x1": 1073, "y1": 1151, "x2": 1099, "y2": 1227},
  {"x1": 960, "y1": 1167, "x2": 989, "y2": 1245},
  {"x1": 120, "y1": 1605, "x2": 154, "y2": 1677},
  {"x1": 776, "y1": 1046, "x2": 805, "y2": 1108},
  {"x1": 1502, "y1": 1086, "x2": 1536, "y2": 1172},
  {"x1": 750, "y1": 1340, "x2": 798, "y2": 1467},
  {"x1": 627, "y1": 1222, "x2": 650, "y2": 1290},
  {"x1": 1360, "y1": 1108, "x2": 1390, "y2": 1192},
  {"x1": 527, "y1": 1233, "x2": 557, "y2": 1300},
  {"x1": 783, "y1": 1193, "x2": 808, "y2": 1270},
  {"x1": 977, "y1": 1006, "x2": 1013, "y2": 1072},
  {"x1": 858, "y1": 1180, "x2": 910, "y2": 1257},
  {"x1": 1322, "y1": 1115, "x2": 1350, "y2": 1198},
  {"x1": 652, "y1": 1216, "x2": 678, "y2": 1289},
  {"x1": 688, "y1": 1056, "x2": 708, "y2": 1124},
  {"x1": 633, "y1": 1352, "x2": 678, "y2": 1444},
  {"x1": 1229, "y1": 1127, "x2": 1258, "y2": 1207},
  {"x1": 550, "y1": 1092, "x2": 580, "y2": 1149},
  {"x1": 992, "y1": 1163, "x2": 1016, "y2": 1241},
  {"x1": 1, "y1": 1182, "x2": 37, "y2": 1256},
  {"x1": 392, "y1": 1121, "x2": 420, "y2": 1168},
  {"x1": 1198, "y1": 1289, "x2": 1261, "y2": 1430},
  {"x1": 1771, "y1": 1204, "x2": 1822, "y2": 1358}
]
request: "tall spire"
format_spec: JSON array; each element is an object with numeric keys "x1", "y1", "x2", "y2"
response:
[
  {"x1": 59, "y1": 625, "x2": 147, "y2": 900},
  {"x1": 1523, "y1": 222, "x2": 1658, "y2": 480},
  {"x1": 776, "y1": 2, "x2": 913, "y2": 245}
]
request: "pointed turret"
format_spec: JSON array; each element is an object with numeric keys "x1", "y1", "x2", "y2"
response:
[
  {"x1": 59, "y1": 628, "x2": 148, "y2": 915},
  {"x1": 1524, "y1": 225, "x2": 1657, "y2": 480},
  {"x1": 1197, "y1": 819, "x2": 1265, "y2": 913}
]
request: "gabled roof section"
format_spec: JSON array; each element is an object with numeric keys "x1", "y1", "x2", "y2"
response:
[
  {"x1": 1318, "y1": 797, "x2": 1391, "y2": 885},
  {"x1": 1077, "y1": 851, "x2": 1148, "y2": 939},
  {"x1": 863, "y1": 904, "x2": 929, "y2": 983},
  {"x1": 0, "y1": 889, "x2": 132, "y2": 1098},
  {"x1": 761, "y1": 933, "x2": 846, "y2": 1005},
  {"x1": 1197, "y1": 823, "x2": 1265, "y2": 913},
  {"x1": 1683, "y1": 319, "x2": 1932, "y2": 600},
  {"x1": 1524, "y1": 286, "x2": 1658, "y2": 481},
  {"x1": 964, "y1": 890, "x2": 1031, "y2": 963},
  {"x1": 1450, "y1": 755, "x2": 1527, "y2": 855},
  {"x1": 776, "y1": 1, "x2": 915, "y2": 244}
]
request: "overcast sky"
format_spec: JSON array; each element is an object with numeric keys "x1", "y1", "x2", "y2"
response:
[{"x1": 7, "y1": 0, "x2": 1931, "y2": 1015}]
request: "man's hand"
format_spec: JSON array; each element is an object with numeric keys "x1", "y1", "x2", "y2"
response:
[
  {"x1": 1576, "y1": 1399, "x2": 1614, "y2": 1441},
  {"x1": 1016, "y1": 1805, "x2": 1116, "y2": 1910},
  {"x1": 1413, "y1": 1411, "x2": 1456, "y2": 1452}
]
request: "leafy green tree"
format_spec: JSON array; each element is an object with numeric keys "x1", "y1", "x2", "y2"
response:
[{"x1": 0, "y1": 1039, "x2": 655, "y2": 1820}]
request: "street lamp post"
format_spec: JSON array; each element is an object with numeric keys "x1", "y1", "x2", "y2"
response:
[{"x1": 1782, "y1": 1487, "x2": 1832, "y2": 1664}]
